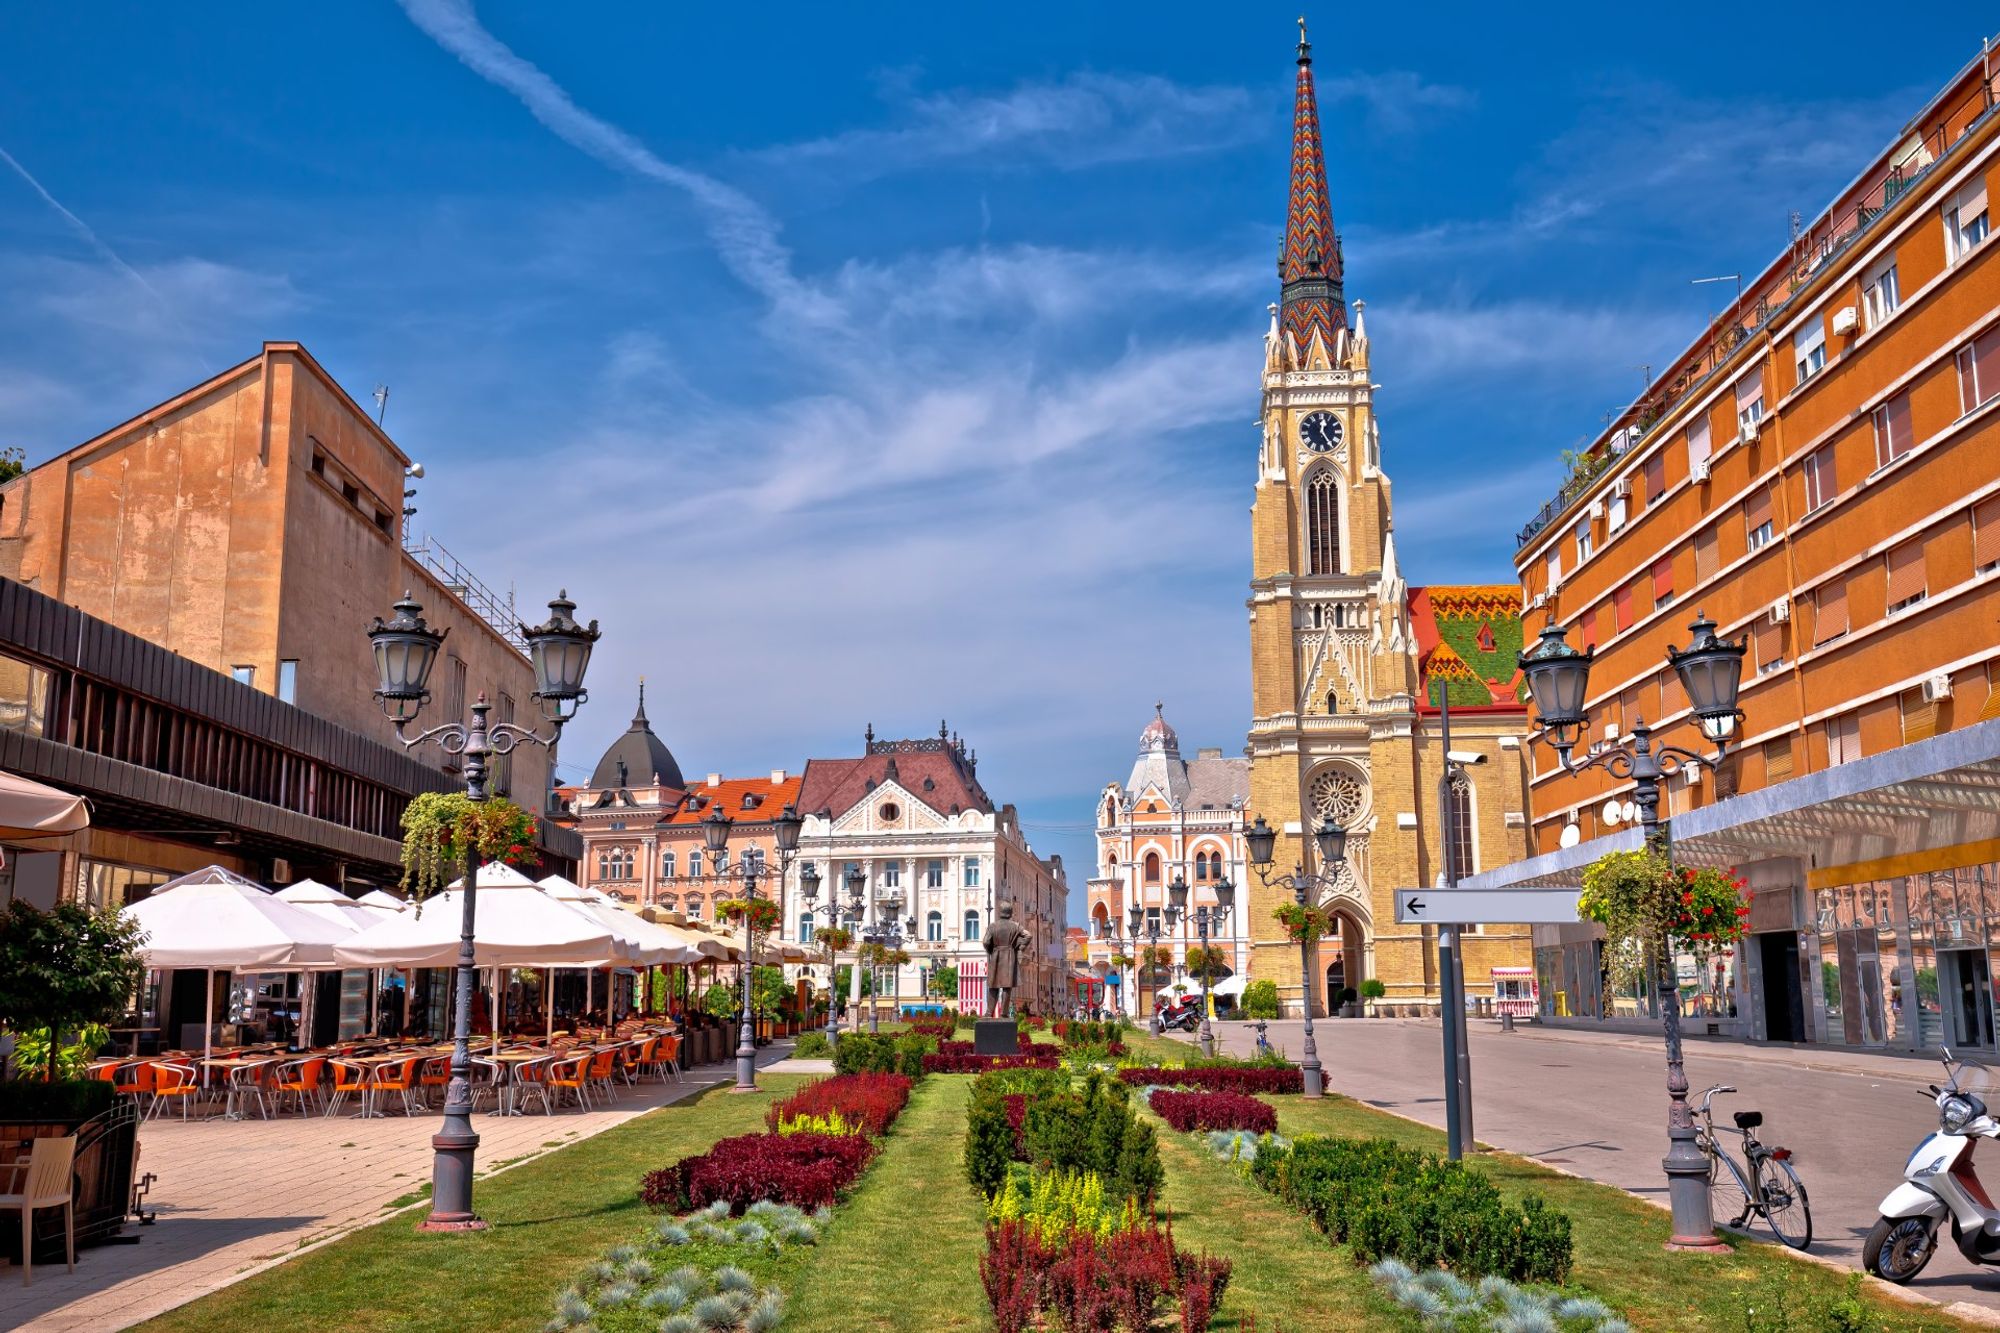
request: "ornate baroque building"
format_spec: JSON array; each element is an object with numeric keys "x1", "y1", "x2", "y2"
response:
[
  {"x1": 1087, "y1": 706, "x2": 1250, "y2": 1017},
  {"x1": 1241, "y1": 25, "x2": 1534, "y2": 1015}
]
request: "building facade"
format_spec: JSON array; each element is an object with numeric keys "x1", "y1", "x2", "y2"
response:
[
  {"x1": 1239, "y1": 27, "x2": 1534, "y2": 1017},
  {"x1": 791, "y1": 727, "x2": 1068, "y2": 1015},
  {"x1": 1087, "y1": 706, "x2": 1251, "y2": 1017},
  {"x1": 1486, "y1": 39, "x2": 2000, "y2": 1050}
]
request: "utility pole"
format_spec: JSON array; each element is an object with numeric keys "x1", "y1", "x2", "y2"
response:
[{"x1": 1437, "y1": 692, "x2": 1475, "y2": 1158}]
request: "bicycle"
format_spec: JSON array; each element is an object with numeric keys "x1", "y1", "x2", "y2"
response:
[{"x1": 1694, "y1": 1084, "x2": 1812, "y2": 1249}]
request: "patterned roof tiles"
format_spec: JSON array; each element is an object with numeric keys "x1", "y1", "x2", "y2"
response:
[{"x1": 1279, "y1": 21, "x2": 1345, "y2": 356}]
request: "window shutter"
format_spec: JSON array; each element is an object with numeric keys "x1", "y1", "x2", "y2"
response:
[
  {"x1": 1744, "y1": 485, "x2": 1773, "y2": 533},
  {"x1": 1694, "y1": 526, "x2": 1719, "y2": 580},
  {"x1": 1902, "y1": 691, "x2": 1939, "y2": 744},
  {"x1": 1814, "y1": 578, "x2": 1849, "y2": 643},
  {"x1": 1764, "y1": 738, "x2": 1794, "y2": 783},
  {"x1": 1644, "y1": 454, "x2": 1666, "y2": 503},
  {"x1": 1978, "y1": 329, "x2": 2000, "y2": 410},
  {"x1": 1578, "y1": 609, "x2": 1597, "y2": 649},
  {"x1": 1977, "y1": 494, "x2": 2000, "y2": 571},
  {"x1": 1613, "y1": 585, "x2": 1634, "y2": 631},
  {"x1": 1735, "y1": 373, "x2": 1764, "y2": 417},
  {"x1": 1983, "y1": 665, "x2": 2000, "y2": 723},
  {"x1": 1754, "y1": 619, "x2": 1782, "y2": 671},
  {"x1": 1651, "y1": 557, "x2": 1673, "y2": 602},
  {"x1": 1686, "y1": 418, "x2": 1712, "y2": 471},
  {"x1": 1886, "y1": 540, "x2": 1926, "y2": 606},
  {"x1": 1826, "y1": 714, "x2": 1861, "y2": 766}
]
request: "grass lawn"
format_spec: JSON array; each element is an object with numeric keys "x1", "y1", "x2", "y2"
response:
[
  {"x1": 781, "y1": 1075, "x2": 990, "y2": 1330},
  {"x1": 142, "y1": 1076, "x2": 807, "y2": 1333}
]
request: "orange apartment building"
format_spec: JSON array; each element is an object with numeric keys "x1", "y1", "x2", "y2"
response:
[{"x1": 1470, "y1": 39, "x2": 2000, "y2": 1052}]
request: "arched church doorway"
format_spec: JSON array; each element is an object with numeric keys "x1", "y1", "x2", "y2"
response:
[{"x1": 1322, "y1": 910, "x2": 1367, "y2": 1014}]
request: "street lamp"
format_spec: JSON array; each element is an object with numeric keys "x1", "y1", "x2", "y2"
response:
[
  {"x1": 798, "y1": 861, "x2": 839, "y2": 1044},
  {"x1": 1519, "y1": 610, "x2": 1746, "y2": 1253},
  {"x1": 1243, "y1": 813, "x2": 1346, "y2": 1099},
  {"x1": 366, "y1": 589, "x2": 598, "y2": 1232},
  {"x1": 1127, "y1": 899, "x2": 1181, "y2": 1034},
  {"x1": 704, "y1": 801, "x2": 805, "y2": 1093},
  {"x1": 842, "y1": 865, "x2": 867, "y2": 1034},
  {"x1": 1170, "y1": 871, "x2": 1235, "y2": 1058}
]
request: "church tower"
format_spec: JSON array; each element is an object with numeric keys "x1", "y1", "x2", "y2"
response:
[{"x1": 1242, "y1": 21, "x2": 1530, "y2": 1016}]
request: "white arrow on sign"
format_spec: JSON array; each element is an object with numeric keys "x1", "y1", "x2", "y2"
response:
[{"x1": 1393, "y1": 887, "x2": 1582, "y2": 926}]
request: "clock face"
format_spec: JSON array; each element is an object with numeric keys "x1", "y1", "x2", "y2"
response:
[{"x1": 1299, "y1": 411, "x2": 1343, "y2": 453}]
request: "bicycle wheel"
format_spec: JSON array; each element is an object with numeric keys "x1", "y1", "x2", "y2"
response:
[
  {"x1": 1759, "y1": 1156, "x2": 1812, "y2": 1250},
  {"x1": 1707, "y1": 1145, "x2": 1752, "y2": 1231}
]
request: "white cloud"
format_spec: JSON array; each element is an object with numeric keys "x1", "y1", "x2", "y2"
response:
[
  {"x1": 753, "y1": 72, "x2": 1257, "y2": 181},
  {"x1": 29, "y1": 257, "x2": 299, "y2": 342},
  {"x1": 1367, "y1": 296, "x2": 1671, "y2": 387},
  {"x1": 1318, "y1": 71, "x2": 1476, "y2": 135}
]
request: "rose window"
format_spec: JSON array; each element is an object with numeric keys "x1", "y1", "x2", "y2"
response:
[{"x1": 1309, "y1": 769, "x2": 1365, "y2": 828}]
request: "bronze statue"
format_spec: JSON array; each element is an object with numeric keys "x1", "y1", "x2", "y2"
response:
[{"x1": 981, "y1": 900, "x2": 1031, "y2": 1018}]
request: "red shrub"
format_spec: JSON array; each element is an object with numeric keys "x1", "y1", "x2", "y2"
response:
[
  {"x1": 1148, "y1": 1089, "x2": 1279, "y2": 1134},
  {"x1": 1003, "y1": 1093, "x2": 1030, "y2": 1155},
  {"x1": 1117, "y1": 1065, "x2": 1303, "y2": 1095},
  {"x1": 981, "y1": 1218, "x2": 1054, "y2": 1333},
  {"x1": 923, "y1": 1050, "x2": 1062, "y2": 1073},
  {"x1": 980, "y1": 1217, "x2": 1206, "y2": 1332},
  {"x1": 643, "y1": 1131, "x2": 874, "y2": 1214},
  {"x1": 765, "y1": 1073, "x2": 912, "y2": 1138}
]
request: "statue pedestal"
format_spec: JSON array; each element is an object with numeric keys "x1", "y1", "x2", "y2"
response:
[{"x1": 973, "y1": 1019, "x2": 1018, "y2": 1057}]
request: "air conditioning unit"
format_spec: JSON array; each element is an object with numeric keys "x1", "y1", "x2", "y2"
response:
[
  {"x1": 1528, "y1": 592, "x2": 1548, "y2": 609},
  {"x1": 1923, "y1": 673, "x2": 1954, "y2": 703},
  {"x1": 1612, "y1": 476, "x2": 1633, "y2": 500},
  {"x1": 1744, "y1": 416, "x2": 1765, "y2": 442},
  {"x1": 1768, "y1": 599, "x2": 1790, "y2": 624},
  {"x1": 1693, "y1": 459, "x2": 1712, "y2": 482},
  {"x1": 1588, "y1": 499, "x2": 1605, "y2": 520},
  {"x1": 1831, "y1": 306, "x2": 1859, "y2": 336}
]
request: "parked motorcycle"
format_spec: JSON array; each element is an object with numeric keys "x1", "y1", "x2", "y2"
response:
[
  {"x1": 1154, "y1": 993, "x2": 1200, "y2": 1033},
  {"x1": 1864, "y1": 1048, "x2": 2000, "y2": 1283}
]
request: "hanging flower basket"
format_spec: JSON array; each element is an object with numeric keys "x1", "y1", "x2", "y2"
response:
[
  {"x1": 1578, "y1": 849, "x2": 1749, "y2": 990},
  {"x1": 1273, "y1": 901, "x2": 1332, "y2": 944},
  {"x1": 814, "y1": 926, "x2": 853, "y2": 953},
  {"x1": 399, "y1": 792, "x2": 540, "y2": 904},
  {"x1": 717, "y1": 898, "x2": 782, "y2": 935}
]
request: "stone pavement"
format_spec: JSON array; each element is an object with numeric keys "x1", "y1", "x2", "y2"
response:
[
  {"x1": 1193, "y1": 1018, "x2": 2000, "y2": 1324},
  {"x1": 2, "y1": 1043, "x2": 795, "y2": 1332}
]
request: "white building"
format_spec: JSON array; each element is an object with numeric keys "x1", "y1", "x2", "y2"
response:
[
  {"x1": 1089, "y1": 706, "x2": 1251, "y2": 1017},
  {"x1": 788, "y1": 725, "x2": 1068, "y2": 1016}
]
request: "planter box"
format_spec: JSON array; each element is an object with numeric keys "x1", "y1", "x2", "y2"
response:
[{"x1": 0, "y1": 1100, "x2": 141, "y2": 1264}]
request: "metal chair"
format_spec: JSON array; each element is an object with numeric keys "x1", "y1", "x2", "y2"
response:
[
  {"x1": 324, "y1": 1058, "x2": 372, "y2": 1117},
  {"x1": 223, "y1": 1062, "x2": 273, "y2": 1120},
  {"x1": 0, "y1": 1135, "x2": 76, "y2": 1285},
  {"x1": 111, "y1": 1060, "x2": 158, "y2": 1114},
  {"x1": 369, "y1": 1056, "x2": 424, "y2": 1116},
  {"x1": 269, "y1": 1057, "x2": 326, "y2": 1116},
  {"x1": 147, "y1": 1062, "x2": 201, "y2": 1121},
  {"x1": 545, "y1": 1053, "x2": 593, "y2": 1112}
]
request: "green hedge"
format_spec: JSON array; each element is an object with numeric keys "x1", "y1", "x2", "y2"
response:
[
  {"x1": 792, "y1": 1031, "x2": 832, "y2": 1059},
  {"x1": 1250, "y1": 1135, "x2": 1572, "y2": 1284},
  {"x1": 964, "y1": 1068, "x2": 1162, "y2": 1207},
  {"x1": 832, "y1": 1031, "x2": 934, "y2": 1079},
  {"x1": 0, "y1": 1078, "x2": 116, "y2": 1122}
]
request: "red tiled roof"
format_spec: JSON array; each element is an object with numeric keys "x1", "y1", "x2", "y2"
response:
[
  {"x1": 654, "y1": 774, "x2": 805, "y2": 828},
  {"x1": 797, "y1": 744, "x2": 992, "y2": 820}
]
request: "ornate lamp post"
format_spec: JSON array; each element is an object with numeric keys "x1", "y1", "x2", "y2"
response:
[
  {"x1": 702, "y1": 801, "x2": 806, "y2": 1094},
  {"x1": 1168, "y1": 871, "x2": 1235, "y2": 1058},
  {"x1": 842, "y1": 865, "x2": 867, "y2": 1035},
  {"x1": 1244, "y1": 812, "x2": 1346, "y2": 1100},
  {"x1": 1127, "y1": 901, "x2": 1181, "y2": 1035},
  {"x1": 865, "y1": 910, "x2": 916, "y2": 1025},
  {"x1": 366, "y1": 589, "x2": 598, "y2": 1232},
  {"x1": 798, "y1": 861, "x2": 841, "y2": 1043},
  {"x1": 1518, "y1": 610, "x2": 1746, "y2": 1252}
]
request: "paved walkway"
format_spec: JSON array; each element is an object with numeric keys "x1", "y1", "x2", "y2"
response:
[
  {"x1": 1194, "y1": 1018, "x2": 2000, "y2": 1324},
  {"x1": 4, "y1": 1044, "x2": 793, "y2": 1332}
]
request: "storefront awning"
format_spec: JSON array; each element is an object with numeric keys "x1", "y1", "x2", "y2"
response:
[{"x1": 1465, "y1": 716, "x2": 2000, "y2": 890}]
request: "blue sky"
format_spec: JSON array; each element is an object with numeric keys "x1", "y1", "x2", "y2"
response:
[{"x1": 0, "y1": 4, "x2": 1982, "y2": 917}]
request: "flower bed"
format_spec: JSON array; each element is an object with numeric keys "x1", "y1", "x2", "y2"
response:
[
  {"x1": 982, "y1": 1217, "x2": 1233, "y2": 1333},
  {"x1": 545, "y1": 1198, "x2": 815, "y2": 1332},
  {"x1": 1246, "y1": 1135, "x2": 1572, "y2": 1284},
  {"x1": 966, "y1": 1069, "x2": 1161, "y2": 1205},
  {"x1": 923, "y1": 1049, "x2": 1062, "y2": 1074},
  {"x1": 1052, "y1": 1018, "x2": 1125, "y2": 1046},
  {"x1": 765, "y1": 1073, "x2": 911, "y2": 1139},
  {"x1": 1118, "y1": 1065, "x2": 1304, "y2": 1095},
  {"x1": 642, "y1": 1131, "x2": 875, "y2": 1214},
  {"x1": 1149, "y1": 1089, "x2": 1278, "y2": 1134},
  {"x1": 831, "y1": 1031, "x2": 935, "y2": 1077}
]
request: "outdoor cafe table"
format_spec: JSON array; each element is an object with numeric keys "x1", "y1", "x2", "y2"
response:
[
  {"x1": 479, "y1": 1049, "x2": 556, "y2": 1116},
  {"x1": 197, "y1": 1055, "x2": 282, "y2": 1120}
]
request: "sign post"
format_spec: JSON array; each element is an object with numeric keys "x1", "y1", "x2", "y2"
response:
[{"x1": 1393, "y1": 888, "x2": 1583, "y2": 925}]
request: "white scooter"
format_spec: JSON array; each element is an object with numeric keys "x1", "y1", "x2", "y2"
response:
[{"x1": 1865, "y1": 1049, "x2": 2000, "y2": 1283}]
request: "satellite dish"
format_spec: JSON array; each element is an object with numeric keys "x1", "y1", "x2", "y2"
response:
[
  {"x1": 1601, "y1": 800, "x2": 1623, "y2": 827},
  {"x1": 1559, "y1": 822, "x2": 1582, "y2": 849},
  {"x1": 1622, "y1": 801, "x2": 1639, "y2": 824}
]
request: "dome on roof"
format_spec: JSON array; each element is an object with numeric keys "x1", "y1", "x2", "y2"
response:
[
  {"x1": 1139, "y1": 702, "x2": 1179, "y2": 753},
  {"x1": 589, "y1": 683, "x2": 685, "y2": 790}
]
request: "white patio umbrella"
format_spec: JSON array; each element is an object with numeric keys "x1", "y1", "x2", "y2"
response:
[
  {"x1": 124, "y1": 866, "x2": 352, "y2": 1077},
  {"x1": 539, "y1": 874, "x2": 697, "y2": 1031},
  {"x1": 1210, "y1": 974, "x2": 1249, "y2": 998},
  {"x1": 0, "y1": 768, "x2": 88, "y2": 842},
  {"x1": 273, "y1": 880, "x2": 376, "y2": 1041},
  {"x1": 357, "y1": 888, "x2": 408, "y2": 913},
  {"x1": 336, "y1": 861, "x2": 617, "y2": 1050}
]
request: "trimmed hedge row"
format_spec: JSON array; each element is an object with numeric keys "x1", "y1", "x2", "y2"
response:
[
  {"x1": 1118, "y1": 1065, "x2": 1303, "y2": 1095},
  {"x1": 832, "y1": 1031, "x2": 935, "y2": 1078},
  {"x1": 1148, "y1": 1089, "x2": 1278, "y2": 1134},
  {"x1": 1249, "y1": 1135, "x2": 1573, "y2": 1284},
  {"x1": 923, "y1": 1050, "x2": 1062, "y2": 1074}
]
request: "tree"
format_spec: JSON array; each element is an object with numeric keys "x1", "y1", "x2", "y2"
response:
[
  {"x1": 0, "y1": 447, "x2": 23, "y2": 485},
  {"x1": 0, "y1": 900, "x2": 147, "y2": 1080},
  {"x1": 833, "y1": 964, "x2": 875, "y2": 998},
  {"x1": 930, "y1": 965, "x2": 959, "y2": 999},
  {"x1": 751, "y1": 965, "x2": 790, "y2": 1018},
  {"x1": 1241, "y1": 978, "x2": 1281, "y2": 1020}
]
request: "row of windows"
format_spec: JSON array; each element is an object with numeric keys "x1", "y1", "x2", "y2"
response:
[
  {"x1": 1548, "y1": 170, "x2": 1992, "y2": 590},
  {"x1": 594, "y1": 850, "x2": 983, "y2": 888},
  {"x1": 795, "y1": 909, "x2": 982, "y2": 944}
]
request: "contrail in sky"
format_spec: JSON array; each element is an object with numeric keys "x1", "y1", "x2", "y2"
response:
[{"x1": 0, "y1": 143, "x2": 170, "y2": 310}]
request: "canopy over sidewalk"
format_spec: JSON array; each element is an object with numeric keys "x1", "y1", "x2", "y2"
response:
[
  {"x1": 126, "y1": 866, "x2": 351, "y2": 969},
  {"x1": 334, "y1": 862, "x2": 615, "y2": 969}
]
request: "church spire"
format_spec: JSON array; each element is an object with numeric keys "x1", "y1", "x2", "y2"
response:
[{"x1": 1279, "y1": 16, "x2": 1345, "y2": 357}]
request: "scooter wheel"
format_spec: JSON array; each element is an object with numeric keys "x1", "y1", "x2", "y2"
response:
[{"x1": 1862, "y1": 1215, "x2": 1937, "y2": 1284}]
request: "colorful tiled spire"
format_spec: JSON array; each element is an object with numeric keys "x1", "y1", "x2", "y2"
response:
[{"x1": 1279, "y1": 17, "x2": 1345, "y2": 355}]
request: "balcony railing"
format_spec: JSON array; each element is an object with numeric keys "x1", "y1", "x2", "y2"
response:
[{"x1": 1515, "y1": 48, "x2": 1999, "y2": 552}]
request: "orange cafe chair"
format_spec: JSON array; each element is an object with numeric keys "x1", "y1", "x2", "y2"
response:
[
  {"x1": 546, "y1": 1054, "x2": 593, "y2": 1112},
  {"x1": 270, "y1": 1057, "x2": 326, "y2": 1116},
  {"x1": 111, "y1": 1060, "x2": 158, "y2": 1111},
  {"x1": 146, "y1": 1062, "x2": 201, "y2": 1122},
  {"x1": 371, "y1": 1056, "x2": 423, "y2": 1116},
  {"x1": 324, "y1": 1058, "x2": 371, "y2": 1118}
]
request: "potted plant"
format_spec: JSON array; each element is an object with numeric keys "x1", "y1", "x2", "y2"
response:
[
  {"x1": 1359, "y1": 977, "x2": 1386, "y2": 1016},
  {"x1": 398, "y1": 791, "x2": 540, "y2": 904},
  {"x1": 1339, "y1": 986, "x2": 1360, "y2": 1018},
  {"x1": 1579, "y1": 850, "x2": 1749, "y2": 997}
]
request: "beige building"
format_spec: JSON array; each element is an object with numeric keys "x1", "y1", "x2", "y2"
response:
[
  {"x1": 0, "y1": 341, "x2": 551, "y2": 808},
  {"x1": 1240, "y1": 27, "x2": 1533, "y2": 1015}
]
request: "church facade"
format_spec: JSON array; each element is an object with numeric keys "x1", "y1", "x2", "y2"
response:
[{"x1": 1238, "y1": 25, "x2": 1536, "y2": 1015}]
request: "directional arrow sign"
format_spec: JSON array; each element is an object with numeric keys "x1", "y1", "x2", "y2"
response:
[{"x1": 1394, "y1": 887, "x2": 1582, "y2": 925}]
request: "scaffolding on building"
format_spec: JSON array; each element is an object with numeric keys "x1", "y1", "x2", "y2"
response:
[{"x1": 401, "y1": 530, "x2": 527, "y2": 651}]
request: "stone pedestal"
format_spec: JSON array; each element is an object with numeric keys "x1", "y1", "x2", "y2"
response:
[{"x1": 973, "y1": 1018, "x2": 1018, "y2": 1056}]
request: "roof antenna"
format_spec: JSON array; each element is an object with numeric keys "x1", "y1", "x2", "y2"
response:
[{"x1": 372, "y1": 384, "x2": 390, "y2": 426}]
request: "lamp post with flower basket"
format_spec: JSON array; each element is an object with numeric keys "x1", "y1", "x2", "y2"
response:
[
  {"x1": 1245, "y1": 812, "x2": 1346, "y2": 1100},
  {"x1": 1169, "y1": 870, "x2": 1235, "y2": 1058},
  {"x1": 701, "y1": 800, "x2": 806, "y2": 1094},
  {"x1": 1125, "y1": 902, "x2": 1181, "y2": 1035},
  {"x1": 366, "y1": 589, "x2": 599, "y2": 1233},
  {"x1": 798, "y1": 861, "x2": 851, "y2": 1045},
  {"x1": 1517, "y1": 610, "x2": 1750, "y2": 1252}
]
